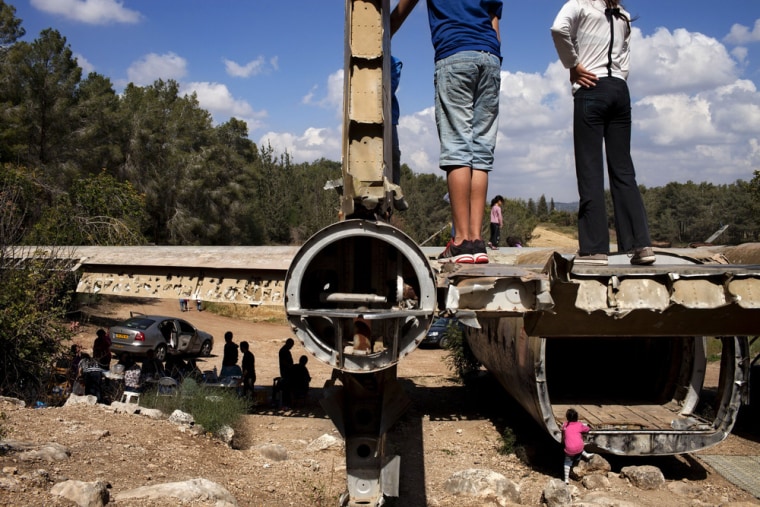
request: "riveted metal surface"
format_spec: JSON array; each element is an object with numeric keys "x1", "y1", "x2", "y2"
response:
[{"x1": 671, "y1": 278, "x2": 728, "y2": 308}]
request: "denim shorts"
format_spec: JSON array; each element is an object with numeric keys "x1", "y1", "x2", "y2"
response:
[{"x1": 434, "y1": 50, "x2": 501, "y2": 171}]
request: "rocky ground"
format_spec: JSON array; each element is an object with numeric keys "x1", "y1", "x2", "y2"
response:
[{"x1": 1, "y1": 291, "x2": 760, "y2": 506}]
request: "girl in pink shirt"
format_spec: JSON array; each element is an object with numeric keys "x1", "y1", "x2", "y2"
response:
[
  {"x1": 561, "y1": 408, "x2": 594, "y2": 484},
  {"x1": 488, "y1": 195, "x2": 503, "y2": 250}
]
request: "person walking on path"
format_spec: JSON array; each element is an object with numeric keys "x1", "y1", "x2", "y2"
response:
[
  {"x1": 551, "y1": 0, "x2": 655, "y2": 266},
  {"x1": 392, "y1": 0, "x2": 503, "y2": 264}
]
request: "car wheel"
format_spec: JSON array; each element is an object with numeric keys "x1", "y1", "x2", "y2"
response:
[
  {"x1": 439, "y1": 336, "x2": 450, "y2": 349},
  {"x1": 155, "y1": 344, "x2": 167, "y2": 362},
  {"x1": 200, "y1": 340, "x2": 212, "y2": 357}
]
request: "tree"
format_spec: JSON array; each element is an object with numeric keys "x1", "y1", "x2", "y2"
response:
[
  {"x1": 0, "y1": 29, "x2": 81, "y2": 178},
  {"x1": 502, "y1": 198, "x2": 539, "y2": 245},
  {"x1": 0, "y1": 0, "x2": 24, "y2": 50},
  {"x1": 537, "y1": 194, "x2": 549, "y2": 221},
  {"x1": 0, "y1": 169, "x2": 73, "y2": 400},
  {"x1": 118, "y1": 79, "x2": 214, "y2": 244},
  {"x1": 392, "y1": 166, "x2": 449, "y2": 245},
  {"x1": 26, "y1": 170, "x2": 147, "y2": 245},
  {"x1": 72, "y1": 73, "x2": 124, "y2": 176}
]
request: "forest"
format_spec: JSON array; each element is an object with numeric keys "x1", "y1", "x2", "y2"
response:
[{"x1": 1, "y1": 0, "x2": 759, "y2": 251}]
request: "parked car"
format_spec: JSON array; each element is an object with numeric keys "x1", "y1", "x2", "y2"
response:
[
  {"x1": 421, "y1": 317, "x2": 464, "y2": 349},
  {"x1": 109, "y1": 314, "x2": 213, "y2": 361}
]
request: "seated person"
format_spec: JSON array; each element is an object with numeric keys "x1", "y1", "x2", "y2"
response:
[
  {"x1": 164, "y1": 355, "x2": 188, "y2": 380},
  {"x1": 283, "y1": 355, "x2": 311, "y2": 407},
  {"x1": 77, "y1": 352, "x2": 104, "y2": 401},
  {"x1": 115, "y1": 352, "x2": 135, "y2": 372},
  {"x1": 139, "y1": 349, "x2": 165, "y2": 384},
  {"x1": 123, "y1": 362, "x2": 142, "y2": 392}
]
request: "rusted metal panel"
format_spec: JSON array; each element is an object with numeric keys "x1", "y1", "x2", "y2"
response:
[
  {"x1": 729, "y1": 277, "x2": 760, "y2": 309},
  {"x1": 349, "y1": 0, "x2": 383, "y2": 58},
  {"x1": 671, "y1": 278, "x2": 728, "y2": 308},
  {"x1": 341, "y1": 0, "x2": 392, "y2": 219},
  {"x1": 349, "y1": 65, "x2": 383, "y2": 124}
]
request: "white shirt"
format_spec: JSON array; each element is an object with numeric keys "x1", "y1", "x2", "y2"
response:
[{"x1": 550, "y1": 0, "x2": 631, "y2": 93}]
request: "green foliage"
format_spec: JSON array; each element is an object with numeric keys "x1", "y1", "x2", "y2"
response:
[
  {"x1": 26, "y1": 170, "x2": 147, "y2": 245},
  {"x1": 0, "y1": 1, "x2": 24, "y2": 48},
  {"x1": 706, "y1": 336, "x2": 760, "y2": 362},
  {"x1": 0, "y1": 257, "x2": 74, "y2": 400},
  {"x1": 140, "y1": 380, "x2": 250, "y2": 436},
  {"x1": 502, "y1": 198, "x2": 540, "y2": 245},
  {"x1": 497, "y1": 427, "x2": 518, "y2": 455},
  {"x1": 642, "y1": 181, "x2": 759, "y2": 246},
  {"x1": 443, "y1": 320, "x2": 481, "y2": 380}
]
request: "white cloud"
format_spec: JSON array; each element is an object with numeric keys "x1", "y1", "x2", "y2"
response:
[
  {"x1": 127, "y1": 52, "x2": 187, "y2": 86},
  {"x1": 724, "y1": 19, "x2": 760, "y2": 45},
  {"x1": 181, "y1": 82, "x2": 267, "y2": 131},
  {"x1": 259, "y1": 127, "x2": 341, "y2": 162},
  {"x1": 731, "y1": 46, "x2": 748, "y2": 63},
  {"x1": 390, "y1": 27, "x2": 760, "y2": 202},
  {"x1": 74, "y1": 53, "x2": 95, "y2": 75},
  {"x1": 302, "y1": 69, "x2": 344, "y2": 120},
  {"x1": 630, "y1": 27, "x2": 738, "y2": 96},
  {"x1": 30, "y1": 0, "x2": 141, "y2": 24},
  {"x1": 224, "y1": 56, "x2": 277, "y2": 78}
]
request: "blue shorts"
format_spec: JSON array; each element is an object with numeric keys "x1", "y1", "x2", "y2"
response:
[{"x1": 434, "y1": 51, "x2": 501, "y2": 171}]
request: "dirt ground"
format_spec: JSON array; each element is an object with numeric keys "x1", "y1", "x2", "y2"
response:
[
  {"x1": 1, "y1": 296, "x2": 759, "y2": 506},
  {"x1": 526, "y1": 225, "x2": 580, "y2": 249}
]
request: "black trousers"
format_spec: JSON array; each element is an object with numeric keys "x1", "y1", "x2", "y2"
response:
[{"x1": 573, "y1": 77, "x2": 651, "y2": 254}]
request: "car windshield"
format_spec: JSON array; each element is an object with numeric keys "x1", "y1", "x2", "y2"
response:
[{"x1": 122, "y1": 317, "x2": 156, "y2": 330}]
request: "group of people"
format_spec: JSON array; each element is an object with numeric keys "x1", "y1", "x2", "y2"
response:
[
  {"x1": 390, "y1": 0, "x2": 655, "y2": 267},
  {"x1": 70, "y1": 328, "x2": 202, "y2": 401},
  {"x1": 221, "y1": 332, "x2": 311, "y2": 408}
]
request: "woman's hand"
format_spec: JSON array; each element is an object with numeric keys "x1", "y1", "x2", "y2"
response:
[{"x1": 570, "y1": 63, "x2": 598, "y2": 88}]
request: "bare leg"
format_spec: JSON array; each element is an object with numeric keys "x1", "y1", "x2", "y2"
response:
[
  {"x1": 469, "y1": 169, "x2": 488, "y2": 241},
  {"x1": 446, "y1": 166, "x2": 473, "y2": 243}
]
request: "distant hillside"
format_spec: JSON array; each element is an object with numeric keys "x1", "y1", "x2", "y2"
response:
[{"x1": 553, "y1": 201, "x2": 578, "y2": 213}]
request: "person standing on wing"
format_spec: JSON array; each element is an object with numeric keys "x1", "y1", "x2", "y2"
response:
[
  {"x1": 392, "y1": 0, "x2": 503, "y2": 264},
  {"x1": 551, "y1": 0, "x2": 655, "y2": 266}
]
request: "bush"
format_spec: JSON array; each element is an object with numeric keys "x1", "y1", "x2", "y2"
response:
[
  {"x1": 140, "y1": 380, "x2": 250, "y2": 436},
  {"x1": 443, "y1": 320, "x2": 481, "y2": 380},
  {"x1": 498, "y1": 427, "x2": 517, "y2": 455}
]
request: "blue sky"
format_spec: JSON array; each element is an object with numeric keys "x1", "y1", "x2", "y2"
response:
[{"x1": 10, "y1": 0, "x2": 760, "y2": 203}]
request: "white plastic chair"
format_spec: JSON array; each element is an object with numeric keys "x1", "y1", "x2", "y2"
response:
[{"x1": 121, "y1": 391, "x2": 140, "y2": 404}]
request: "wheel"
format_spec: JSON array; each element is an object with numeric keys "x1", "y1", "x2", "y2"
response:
[
  {"x1": 439, "y1": 336, "x2": 450, "y2": 349},
  {"x1": 200, "y1": 340, "x2": 212, "y2": 357},
  {"x1": 155, "y1": 344, "x2": 167, "y2": 362}
]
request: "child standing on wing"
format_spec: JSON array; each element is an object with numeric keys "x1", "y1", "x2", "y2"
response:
[
  {"x1": 562, "y1": 408, "x2": 594, "y2": 484},
  {"x1": 392, "y1": 0, "x2": 502, "y2": 264}
]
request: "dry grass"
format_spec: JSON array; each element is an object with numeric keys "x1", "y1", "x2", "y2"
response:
[{"x1": 202, "y1": 302, "x2": 288, "y2": 325}]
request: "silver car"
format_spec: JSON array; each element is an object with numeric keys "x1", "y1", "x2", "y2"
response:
[{"x1": 109, "y1": 314, "x2": 213, "y2": 361}]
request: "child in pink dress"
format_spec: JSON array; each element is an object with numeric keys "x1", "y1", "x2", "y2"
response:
[{"x1": 561, "y1": 408, "x2": 594, "y2": 484}]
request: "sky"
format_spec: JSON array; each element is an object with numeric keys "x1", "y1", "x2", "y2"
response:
[{"x1": 9, "y1": 0, "x2": 760, "y2": 203}]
